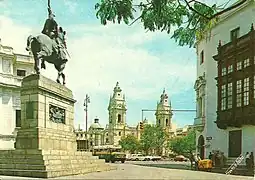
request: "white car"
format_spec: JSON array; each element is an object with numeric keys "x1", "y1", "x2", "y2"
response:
[
  {"x1": 129, "y1": 154, "x2": 147, "y2": 161},
  {"x1": 145, "y1": 155, "x2": 161, "y2": 161}
]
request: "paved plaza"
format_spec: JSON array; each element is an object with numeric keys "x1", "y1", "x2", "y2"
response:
[{"x1": 0, "y1": 162, "x2": 254, "y2": 180}]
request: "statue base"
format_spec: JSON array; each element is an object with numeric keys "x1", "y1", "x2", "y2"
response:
[{"x1": 0, "y1": 74, "x2": 115, "y2": 178}]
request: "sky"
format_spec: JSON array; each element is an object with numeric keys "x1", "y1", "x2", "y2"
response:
[{"x1": 0, "y1": 0, "x2": 212, "y2": 129}]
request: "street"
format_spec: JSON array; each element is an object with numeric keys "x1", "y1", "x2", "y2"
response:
[{"x1": 0, "y1": 161, "x2": 254, "y2": 180}]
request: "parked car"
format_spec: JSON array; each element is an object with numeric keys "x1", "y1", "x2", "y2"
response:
[
  {"x1": 129, "y1": 154, "x2": 147, "y2": 161},
  {"x1": 144, "y1": 155, "x2": 161, "y2": 161},
  {"x1": 105, "y1": 152, "x2": 126, "y2": 163},
  {"x1": 174, "y1": 155, "x2": 189, "y2": 162}
]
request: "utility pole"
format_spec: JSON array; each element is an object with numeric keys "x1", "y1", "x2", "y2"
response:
[{"x1": 83, "y1": 94, "x2": 90, "y2": 150}]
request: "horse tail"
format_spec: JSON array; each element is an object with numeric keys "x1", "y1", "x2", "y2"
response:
[{"x1": 26, "y1": 35, "x2": 36, "y2": 51}]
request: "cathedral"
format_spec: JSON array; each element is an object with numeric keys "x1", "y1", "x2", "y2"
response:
[{"x1": 75, "y1": 82, "x2": 174, "y2": 152}]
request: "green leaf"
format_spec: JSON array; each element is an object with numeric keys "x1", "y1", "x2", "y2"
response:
[{"x1": 94, "y1": 0, "x2": 240, "y2": 47}]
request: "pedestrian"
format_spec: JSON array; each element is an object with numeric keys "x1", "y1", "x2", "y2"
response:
[
  {"x1": 208, "y1": 152, "x2": 212, "y2": 160},
  {"x1": 211, "y1": 150, "x2": 216, "y2": 167},
  {"x1": 245, "y1": 152, "x2": 250, "y2": 169},
  {"x1": 189, "y1": 153, "x2": 194, "y2": 169},
  {"x1": 193, "y1": 153, "x2": 200, "y2": 171},
  {"x1": 249, "y1": 152, "x2": 254, "y2": 170}
]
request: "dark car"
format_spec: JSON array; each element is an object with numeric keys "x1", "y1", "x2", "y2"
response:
[
  {"x1": 105, "y1": 152, "x2": 126, "y2": 163},
  {"x1": 174, "y1": 155, "x2": 188, "y2": 162}
]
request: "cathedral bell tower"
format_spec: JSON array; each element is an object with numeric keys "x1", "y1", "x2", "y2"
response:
[
  {"x1": 155, "y1": 89, "x2": 173, "y2": 130},
  {"x1": 107, "y1": 82, "x2": 127, "y2": 145}
]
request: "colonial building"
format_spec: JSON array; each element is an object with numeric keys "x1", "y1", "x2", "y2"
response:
[
  {"x1": 214, "y1": 25, "x2": 255, "y2": 158},
  {"x1": 0, "y1": 40, "x2": 34, "y2": 149},
  {"x1": 193, "y1": 0, "x2": 255, "y2": 160},
  {"x1": 76, "y1": 82, "x2": 142, "y2": 151}
]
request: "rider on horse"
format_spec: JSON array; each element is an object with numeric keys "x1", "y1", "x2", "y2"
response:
[
  {"x1": 41, "y1": 8, "x2": 67, "y2": 69},
  {"x1": 42, "y1": 8, "x2": 58, "y2": 40}
]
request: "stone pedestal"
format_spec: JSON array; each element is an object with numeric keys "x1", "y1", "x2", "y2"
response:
[{"x1": 0, "y1": 74, "x2": 115, "y2": 178}]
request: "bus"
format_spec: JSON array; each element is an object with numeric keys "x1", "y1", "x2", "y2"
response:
[{"x1": 92, "y1": 145, "x2": 126, "y2": 163}]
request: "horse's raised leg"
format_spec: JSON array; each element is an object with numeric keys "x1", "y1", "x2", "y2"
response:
[
  {"x1": 41, "y1": 60, "x2": 46, "y2": 69},
  {"x1": 61, "y1": 73, "x2": 66, "y2": 85},
  {"x1": 56, "y1": 72, "x2": 61, "y2": 84},
  {"x1": 33, "y1": 53, "x2": 40, "y2": 74}
]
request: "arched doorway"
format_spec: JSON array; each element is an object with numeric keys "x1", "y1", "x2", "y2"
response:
[{"x1": 198, "y1": 135, "x2": 205, "y2": 159}]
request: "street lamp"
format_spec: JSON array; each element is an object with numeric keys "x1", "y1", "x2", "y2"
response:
[{"x1": 84, "y1": 94, "x2": 90, "y2": 150}]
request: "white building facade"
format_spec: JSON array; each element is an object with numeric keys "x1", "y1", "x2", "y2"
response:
[
  {"x1": 194, "y1": 0, "x2": 255, "y2": 159},
  {"x1": 0, "y1": 42, "x2": 34, "y2": 149}
]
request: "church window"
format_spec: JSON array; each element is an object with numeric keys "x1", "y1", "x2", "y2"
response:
[
  {"x1": 117, "y1": 114, "x2": 121, "y2": 123},
  {"x1": 165, "y1": 100, "x2": 167, "y2": 102},
  {"x1": 119, "y1": 132, "x2": 121, "y2": 136},
  {"x1": 159, "y1": 119, "x2": 161, "y2": 125},
  {"x1": 166, "y1": 119, "x2": 169, "y2": 126},
  {"x1": 106, "y1": 138, "x2": 109, "y2": 143},
  {"x1": 118, "y1": 93, "x2": 120, "y2": 96}
]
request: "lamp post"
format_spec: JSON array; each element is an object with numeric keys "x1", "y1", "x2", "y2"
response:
[{"x1": 84, "y1": 94, "x2": 90, "y2": 150}]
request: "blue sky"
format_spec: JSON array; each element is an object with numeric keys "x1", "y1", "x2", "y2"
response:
[{"x1": 0, "y1": 0, "x2": 199, "y2": 129}]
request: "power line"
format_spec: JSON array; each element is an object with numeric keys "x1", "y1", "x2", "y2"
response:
[
  {"x1": 141, "y1": 109, "x2": 196, "y2": 121},
  {"x1": 142, "y1": 109, "x2": 196, "y2": 112}
]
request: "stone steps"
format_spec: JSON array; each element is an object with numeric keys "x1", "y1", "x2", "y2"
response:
[
  {"x1": 0, "y1": 149, "x2": 115, "y2": 178},
  {"x1": 0, "y1": 164, "x2": 113, "y2": 178},
  {"x1": 0, "y1": 159, "x2": 106, "y2": 170}
]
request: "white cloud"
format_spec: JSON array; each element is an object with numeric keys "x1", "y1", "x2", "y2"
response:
[
  {"x1": 0, "y1": 15, "x2": 196, "y2": 128},
  {"x1": 63, "y1": 0, "x2": 78, "y2": 14}
]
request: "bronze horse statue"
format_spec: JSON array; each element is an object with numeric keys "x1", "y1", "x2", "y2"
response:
[{"x1": 25, "y1": 33, "x2": 68, "y2": 85}]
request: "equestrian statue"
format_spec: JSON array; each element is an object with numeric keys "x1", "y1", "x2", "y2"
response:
[{"x1": 25, "y1": 5, "x2": 69, "y2": 85}]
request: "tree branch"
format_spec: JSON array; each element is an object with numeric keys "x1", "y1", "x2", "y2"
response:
[
  {"x1": 129, "y1": 15, "x2": 142, "y2": 26},
  {"x1": 210, "y1": 0, "x2": 247, "y2": 19},
  {"x1": 183, "y1": 0, "x2": 210, "y2": 20}
]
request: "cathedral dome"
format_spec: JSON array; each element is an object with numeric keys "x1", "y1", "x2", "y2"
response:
[{"x1": 89, "y1": 118, "x2": 104, "y2": 130}]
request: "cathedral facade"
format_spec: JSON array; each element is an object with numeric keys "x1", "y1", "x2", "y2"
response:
[
  {"x1": 76, "y1": 82, "x2": 142, "y2": 150},
  {"x1": 76, "y1": 84, "x2": 175, "y2": 153}
]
